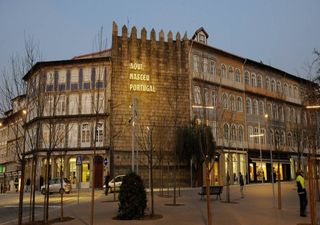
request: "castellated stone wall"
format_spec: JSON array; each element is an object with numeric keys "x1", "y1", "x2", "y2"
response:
[{"x1": 111, "y1": 22, "x2": 191, "y2": 185}]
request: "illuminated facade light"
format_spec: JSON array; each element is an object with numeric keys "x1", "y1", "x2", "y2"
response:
[{"x1": 192, "y1": 105, "x2": 215, "y2": 109}]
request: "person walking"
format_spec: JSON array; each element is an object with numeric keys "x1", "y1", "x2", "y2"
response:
[
  {"x1": 296, "y1": 170, "x2": 307, "y2": 217},
  {"x1": 239, "y1": 172, "x2": 244, "y2": 198},
  {"x1": 26, "y1": 178, "x2": 31, "y2": 192},
  {"x1": 14, "y1": 177, "x2": 19, "y2": 192},
  {"x1": 104, "y1": 173, "x2": 110, "y2": 195}
]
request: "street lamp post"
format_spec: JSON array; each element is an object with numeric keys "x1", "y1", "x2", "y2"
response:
[
  {"x1": 265, "y1": 114, "x2": 276, "y2": 208},
  {"x1": 250, "y1": 122, "x2": 264, "y2": 183}
]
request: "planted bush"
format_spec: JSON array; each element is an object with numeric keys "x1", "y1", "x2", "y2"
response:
[{"x1": 117, "y1": 172, "x2": 147, "y2": 220}]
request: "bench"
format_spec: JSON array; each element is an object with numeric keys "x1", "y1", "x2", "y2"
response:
[{"x1": 199, "y1": 185, "x2": 223, "y2": 200}]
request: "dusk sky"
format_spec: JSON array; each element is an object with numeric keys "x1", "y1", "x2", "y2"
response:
[{"x1": 0, "y1": 0, "x2": 319, "y2": 78}]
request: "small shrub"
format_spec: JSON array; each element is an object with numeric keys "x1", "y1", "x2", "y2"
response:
[{"x1": 117, "y1": 172, "x2": 147, "y2": 220}]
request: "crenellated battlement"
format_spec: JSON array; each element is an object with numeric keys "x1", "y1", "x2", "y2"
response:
[{"x1": 111, "y1": 21, "x2": 189, "y2": 64}]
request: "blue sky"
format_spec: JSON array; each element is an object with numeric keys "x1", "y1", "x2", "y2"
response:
[{"x1": 0, "y1": 0, "x2": 319, "y2": 78}]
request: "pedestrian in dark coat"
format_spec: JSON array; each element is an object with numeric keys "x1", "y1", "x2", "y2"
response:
[
  {"x1": 104, "y1": 173, "x2": 110, "y2": 195},
  {"x1": 239, "y1": 172, "x2": 244, "y2": 198},
  {"x1": 14, "y1": 177, "x2": 19, "y2": 192},
  {"x1": 26, "y1": 178, "x2": 31, "y2": 192}
]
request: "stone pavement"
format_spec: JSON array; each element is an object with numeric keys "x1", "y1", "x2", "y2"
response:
[
  {"x1": 1, "y1": 181, "x2": 318, "y2": 225},
  {"x1": 45, "y1": 181, "x2": 319, "y2": 225}
]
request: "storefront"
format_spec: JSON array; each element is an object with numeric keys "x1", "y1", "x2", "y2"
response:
[
  {"x1": 222, "y1": 151, "x2": 247, "y2": 185},
  {"x1": 249, "y1": 150, "x2": 291, "y2": 182}
]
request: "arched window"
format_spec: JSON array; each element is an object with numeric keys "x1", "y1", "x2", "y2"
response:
[
  {"x1": 277, "y1": 81, "x2": 281, "y2": 93},
  {"x1": 194, "y1": 86, "x2": 201, "y2": 104},
  {"x1": 266, "y1": 77, "x2": 270, "y2": 90},
  {"x1": 280, "y1": 106, "x2": 284, "y2": 122},
  {"x1": 237, "y1": 96, "x2": 243, "y2": 112},
  {"x1": 271, "y1": 79, "x2": 276, "y2": 92},
  {"x1": 270, "y1": 129, "x2": 274, "y2": 146},
  {"x1": 231, "y1": 124, "x2": 236, "y2": 142},
  {"x1": 284, "y1": 83, "x2": 288, "y2": 96},
  {"x1": 246, "y1": 98, "x2": 251, "y2": 114},
  {"x1": 294, "y1": 86, "x2": 299, "y2": 98},
  {"x1": 210, "y1": 60, "x2": 216, "y2": 75},
  {"x1": 253, "y1": 99, "x2": 258, "y2": 115},
  {"x1": 230, "y1": 95, "x2": 235, "y2": 111},
  {"x1": 248, "y1": 126, "x2": 253, "y2": 143},
  {"x1": 274, "y1": 104, "x2": 278, "y2": 120},
  {"x1": 258, "y1": 101, "x2": 264, "y2": 115},
  {"x1": 251, "y1": 73, "x2": 256, "y2": 87},
  {"x1": 261, "y1": 129, "x2": 266, "y2": 144},
  {"x1": 257, "y1": 74, "x2": 262, "y2": 88},
  {"x1": 238, "y1": 125, "x2": 244, "y2": 143},
  {"x1": 291, "y1": 108, "x2": 296, "y2": 122},
  {"x1": 289, "y1": 85, "x2": 292, "y2": 97},
  {"x1": 297, "y1": 110, "x2": 301, "y2": 124},
  {"x1": 286, "y1": 107, "x2": 291, "y2": 121},
  {"x1": 235, "y1": 69, "x2": 241, "y2": 82},
  {"x1": 244, "y1": 71, "x2": 250, "y2": 85},
  {"x1": 228, "y1": 66, "x2": 233, "y2": 80},
  {"x1": 267, "y1": 103, "x2": 272, "y2": 119},
  {"x1": 211, "y1": 91, "x2": 217, "y2": 107},
  {"x1": 281, "y1": 130, "x2": 285, "y2": 146},
  {"x1": 221, "y1": 64, "x2": 226, "y2": 78},
  {"x1": 193, "y1": 55, "x2": 199, "y2": 72},
  {"x1": 204, "y1": 88, "x2": 209, "y2": 106},
  {"x1": 224, "y1": 123, "x2": 229, "y2": 140},
  {"x1": 223, "y1": 94, "x2": 228, "y2": 109},
  {"x1": 287, "y1": 132, "x2": 293, "y2": 147}
]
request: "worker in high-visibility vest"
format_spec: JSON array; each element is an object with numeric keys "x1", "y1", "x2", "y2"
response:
[{"x1": 296, "y1": 170, "x2": 307, "y2": 217}]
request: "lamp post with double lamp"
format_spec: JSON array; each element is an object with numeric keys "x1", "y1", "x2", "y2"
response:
[
  {"x1": 305, "y1": 105, "x2": 319, "y2": 225},
  {"x1": 264, "y1": 114, "x2": 276, "y2": 208},
  {"x1": 249, "y1": 117, "x2": 265, "y2": 184}
]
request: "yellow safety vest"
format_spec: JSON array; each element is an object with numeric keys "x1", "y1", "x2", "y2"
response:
[{"x1": 296, "y1": 175, "x2": 305, "y2": 189}]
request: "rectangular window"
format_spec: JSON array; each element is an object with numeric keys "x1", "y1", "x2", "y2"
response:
[
  {"x1": 82, "y1": 68, "x2": 91, "y2": 89},
  {"x1": 46, "y1": 72, "x2": 54, "y2": 85},
  {"x1": 44, "y1": 96, "x2": 54, "y2": 116},
  {"x1": 194, "y1": 86, "x2": 201, "y2": 104},
  {"x1": 58, "y1": 71, "x2": 66, "y2": 84},
  {"x1": 94, "y1": 92, "x2": 104, "y2": 113},
  {"x1": 210, "y1": 60, "x2": 215, "y2": 75},
  {"x1": 56, "y1": 95, "x2": 66, "y2": 115},
  {"x1": 193, "y1": 55, "x2": 199, "y2": 72},
  {"x1": 69, "y1": 94, "x2": 79, "y2": 115},
  {"x1": 203, "y1": 58, "x2": 208, "y2": 73},
  {"x1": 81, "y1": 93, "x2": 91, "y2": 114},
  {"x1": 68, "y1": 123, "x2": 78, "y2": 147},
  {"x1": 42, "y1": 124, "x2": 49, "y2": 148},
  {"x1": 81, "y1": 123, "x2": 91, "y2": 147},
  {"x1": 56, "y1": 124, "x2": 65, "y2": 148},
  {"x1": 71, "y1": 69, "x2": 79, "y2": 83},
  {"x1": 95, "y1": 122, "x2": 103, "y2": 146}
]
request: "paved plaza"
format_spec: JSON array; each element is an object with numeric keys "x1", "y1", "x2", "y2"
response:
[{"x1": 0, "y1": 181, "x2": 319, "y2": 225}]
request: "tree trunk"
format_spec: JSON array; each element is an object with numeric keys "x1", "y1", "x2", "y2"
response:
[
  {"x1": 31, "y1": 156, "x2": 38, "y2": 222},
  {"x1": 45, "y1": 154, "x2": 50, "y2": 224},
  {"x1": 60, "y1": 163, "x2": 64, "y2": 221},
  {"x1": 277, "y1": 162, "x2": 282, "y2": 210},
  {"x1": 206, "y1": 166, "x2": 212, "y2": 225},
  {"x1": 18, "y1": 159, "x2": 26, "y2": 225}
]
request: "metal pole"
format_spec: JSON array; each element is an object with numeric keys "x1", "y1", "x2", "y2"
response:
[
  {"x1": 77, "y1": 165, "x2": 80, "y2": 205},
  {"x1": 266, "y1": 114, "x2": 275, "y2": 207},
  {"x1": 258, "y1": 120, "x2": 264, "y2": 183}
]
